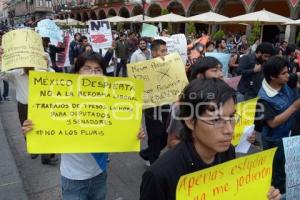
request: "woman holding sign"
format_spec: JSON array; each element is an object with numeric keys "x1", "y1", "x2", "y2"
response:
[
  {"x1": 140, "y1": 79, "x2": 281, "y2": 200},
  {"x1": 22, "y1": 52, "x2": 145, "y2": 200}
]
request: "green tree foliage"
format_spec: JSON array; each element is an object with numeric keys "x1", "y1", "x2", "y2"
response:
[
  {"x1": 213, "y1": 29, "x2": 225, "y2": 41},
  {"x1": 187, "y1": 22, "x2": 196, "y2": 35},
  {"x1": 161, "y1": 8, "x2": 169, "y2": 15},
  {"x1": 249, "y1": 21, "x2": 261, "y2": 45}
]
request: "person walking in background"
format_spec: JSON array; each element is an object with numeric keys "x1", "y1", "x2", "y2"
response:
[
  {"x1": 69, "y1": 33, "x2": 81, "y2": 67},
  {"x1": 115, "y1": 32, "x2": 129, "y2": 77},
  {"x1": 73, "y1": 35, "x2": 89, "y2": 64}
]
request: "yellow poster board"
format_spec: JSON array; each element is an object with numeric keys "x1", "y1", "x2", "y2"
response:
[
  {"x1": 176, "y1": 148, "x2": 276, "y2": 200},
  {"x1": 1, "y1": 29, "x2": 47, "y2": 71},
  {"x1": 27, "y1": 71, "x2": 144, "y2": 153},
  {"x1": 232, "y1": 98, "x2": 258, "y2": 145},
  {"x1": 127, "y1": 53, "x2": 188, "y2": 109}
]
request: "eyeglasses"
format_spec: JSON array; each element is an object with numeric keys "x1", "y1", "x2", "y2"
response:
[
  {"x1": 80, "y1": 66, "x2": 103, "y2": 74},
  {"x1": 199, "y1": 114, "x2": 241, "y2": 129}
]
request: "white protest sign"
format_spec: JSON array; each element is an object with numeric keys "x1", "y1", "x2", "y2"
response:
[
  {"x1": 141, "y1": 23, "x2": 158, "y2": 38},
  {"x1": 155, "y1": 34, "x2": 187, "y2": 64},
  {"x1": 171, "y1": 34, "x2": 187, "y2": 65},
  {"x1": 235, "y1": 125, "x2": 254, "y2": 153},
  {"x1": 56, "y1": 34, "x2": 71, "y2": 67},
  {"x1": 283, "y1": 136, "x2": 300, "y2": 200},
  {"x1": 205, "y1": 52, "x2": 231, "y2": 78},
  {"x1": 88, "y1": 20, "x2": 112, "y2": 50},
  {"x1": 36, "y1": 19, "x2": 63, "y2": 46}
]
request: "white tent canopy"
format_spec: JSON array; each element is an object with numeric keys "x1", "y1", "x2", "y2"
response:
[
  {"x1": 144, "y1": 13, "x2": 188, "y2": 23},
  {"x1": 53, "y1": 18, "x2": 85, "y2": 26},
  {"x1": 65, "y1": 18, "x2": 85, "y2": 26},
  {"x1": 106, "y1": 16, "x2": 128, "y2": 23},
  {"x1": 285, "y1": 19, "x2": 300, "y2": 25},
  {"x1": 124, "y1": 15, "x2": 152, "y2": 22},
  {"x1": 227, "y1": 9, "x2": 293, "y2": 25},
  {"x1": 52, "y1": 19, "x2": 64, "y2": 23},
  {"x1": 188, "y1": 11, "x2": 229, "y2": 23}
]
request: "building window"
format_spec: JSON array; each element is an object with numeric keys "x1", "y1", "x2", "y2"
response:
[
  {"x1": 46, "y1": 0, "x2": 52, "y2": 7},
  {"x1": 39, "y1": 0, "x2": 43, "y2": 6}
]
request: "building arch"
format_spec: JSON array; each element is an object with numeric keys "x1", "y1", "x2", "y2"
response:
[
  {"x1": 147, "y1": 3, "x2": 162, "y2": 17},
  {"x1": 252, "y1": 0, "x2": 291, "y2": 43},
  {"x1": 119, "y1": 7, "x2": 130, "y2": 18},
  {"x1": 98, "y1": 9, "x2": 106, "y2": 19},
  {"x1": 83, "y1": 12, "x2": 89, "y2": 22},
  {"x1": 132, "y1": 4, "x2": 143, "y2": 16},
  {"x1": 217, "y1": 0, "x2": 247, "y2": 33},
  {"x1": 187, "y1": 0, "x2": 210, "y2": 16},
  {"x1": 90, "y1": 10, "x2": 97, "y2": 20},
  {"x1": 296, "y1": 6, "x2": 300, "y2": 18},
  {"x1": 167, "y1": 1, "x2": 186, "y2": 33},
  {"x1": 108, "y1": 8, "x2": 117, "y2": 17},
  {"x1": 76, "y1": 13, "x2": 82, "y2": 21},
  {"x1": 216, "y1": 0, "x2": 247, "y2": 17},
  {"x1": 251, "y1": 0, "x2": 290, "y2": 16},
  {"x1": 167, "y1": 1, "x2": 186, "y2": 16}
]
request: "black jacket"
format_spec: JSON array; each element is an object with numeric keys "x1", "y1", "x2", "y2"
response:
[
  {"x1": 140, "y1": 141, "x2": 235, "y2": 200},
  {"x1": 49, "y1": 44, "x2": 65, "y2": 68},
  {"x1": 237, "y1": 53, "x2": 264, "y2": 97}
]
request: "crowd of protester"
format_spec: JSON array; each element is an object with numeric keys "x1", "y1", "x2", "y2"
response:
[{"x1": 2, "y1": 26, "x2": 299, "y2": 200}]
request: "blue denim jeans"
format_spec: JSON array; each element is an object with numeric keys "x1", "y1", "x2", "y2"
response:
[{"x1": 61, "y1": 172, "x2": 107, "y2": 200}]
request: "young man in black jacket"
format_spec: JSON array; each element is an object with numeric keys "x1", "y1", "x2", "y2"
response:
[
  {"x1": 140, "y1": 79, "x2": 281, "y2": 200},
  {"x1": 237, "y1": 42, "x2": 275, "y2": 100}
]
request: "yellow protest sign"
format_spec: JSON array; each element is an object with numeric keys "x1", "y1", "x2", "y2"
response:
[
  {"x1": 176, "y1": 148, "x2": 276, "y2": 200},
  {"x1": 232, "y1": 98, "x2": 258, "y2": 145},
  {"x1": 127, "y1": 53, "x2": 188, "y2": 109},
  {"x1": 1, "y1": 29, "x2": 47, "y2": 72},
  {"x1": 27, "y1": 71, "x2": 144, "y2": 153}
]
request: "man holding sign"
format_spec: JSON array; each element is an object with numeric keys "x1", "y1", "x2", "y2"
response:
[{"x1": 140, "y1": 79, "x2": 281, "y2": 200}]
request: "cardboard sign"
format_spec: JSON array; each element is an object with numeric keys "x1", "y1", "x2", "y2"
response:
[
  {"x1": 1, "y1": 29, "x2": 47, "y2": 71},
  {"x1": 27, "y1": 71, "x2": 144, "y2": 153},
  {"x1": 36, "y1": 19, "x2": 63, "y2": 46},
  {"x1": 283, "y1": 136, "x2": 300, "y2": 200},
  {"x1": 233, "y1": 98, "x2": 258, "y2": 145},
  {"x1": 127, "y1": 53, "x2": 188, "y2": 109},
  {"x1": 56, "y1": 34, "x2": 71, "y2": 67},
  {"x1": 205, "y1": 52, "x2": 231, "y2": 78},
  {"x1": 141, "y1": 23, "x2": 158, "y2": 38},
  {"x1": 177, "y1": 148, "x2": 276, "y2": 200},
  {"x1": 155, "y1": 34, "x2": 188, "y2": 64},
  {"x1": 88, "y1": 20, "x2": 112, "y2": 50}
]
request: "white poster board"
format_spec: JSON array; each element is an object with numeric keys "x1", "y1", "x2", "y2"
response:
[{"x1": 88, "y1": 20, "x2": 112, "y2": 51}]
